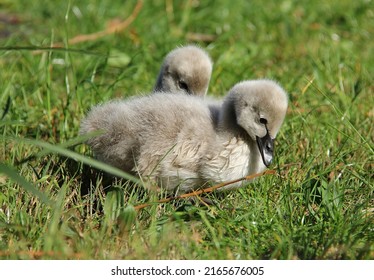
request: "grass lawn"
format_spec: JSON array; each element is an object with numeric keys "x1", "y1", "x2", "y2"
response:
[{"x1": 0, "y1": 0, "x2": 373, "y2": 259}]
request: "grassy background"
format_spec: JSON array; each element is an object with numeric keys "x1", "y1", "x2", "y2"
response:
[{"x1": 0, "y1": 0, "x2": 373, "y2": 259}]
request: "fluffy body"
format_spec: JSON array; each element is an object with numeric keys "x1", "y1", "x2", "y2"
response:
[
  {"x1": 80, "y1": 80, "x2": 288, "y2": 193},
  {"x1": 153, "y1": 45, "x2": 212, "y2": 96}
]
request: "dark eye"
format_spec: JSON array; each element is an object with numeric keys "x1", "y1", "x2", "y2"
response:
[
  {"x1": 260, "y1": 117, "x2": 267, "y2": 125},
  {"x1": 178, "y1": 80, "x2": 189, "y2": 93}
]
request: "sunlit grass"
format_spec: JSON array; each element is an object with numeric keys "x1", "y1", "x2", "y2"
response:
[{"x1": 0, "y1": 0, "x2": 373, "y2": 259}]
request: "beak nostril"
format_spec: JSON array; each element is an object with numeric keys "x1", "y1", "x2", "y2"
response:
[
  {"x1": 266, "y1": 142, "x2": 272, "y2": 150},
  {"x1": 260, "y1": 117, "x2": 267, "y2": 125}
]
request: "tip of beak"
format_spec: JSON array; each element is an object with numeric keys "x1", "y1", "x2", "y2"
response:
[
  {"x1": 256, "y1": 133, "x2": 274, "y2": 168},
  {"x1": 263, "y1": 154, "x2": 273, "y2": 167}
]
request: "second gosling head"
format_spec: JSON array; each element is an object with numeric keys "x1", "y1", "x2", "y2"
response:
[{"x1": 153, "y1": 45, "x2": 213, "y2": 96}]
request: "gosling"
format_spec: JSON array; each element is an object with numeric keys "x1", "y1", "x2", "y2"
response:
[
  {"x1": 80, "y1": 79, "x2": 288, "y2": 193},
  {"x1": 153, "y1": 45, "x2": 212, "y2": 96}
]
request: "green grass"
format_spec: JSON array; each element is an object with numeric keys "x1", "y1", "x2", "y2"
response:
[{"x1": 0, "y1": 0, "x2": 373, "y2": 259}]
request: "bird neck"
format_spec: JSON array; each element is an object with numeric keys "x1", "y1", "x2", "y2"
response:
[
  {"x1": 216, "y1": 97, "x2": 266, "y2": 174},
  {"x1": 248, "y1": 139, "x2": 265, "y2": 174},
  {"x1": 218, "y1": 98, "x2": 249, "y2": 141}
]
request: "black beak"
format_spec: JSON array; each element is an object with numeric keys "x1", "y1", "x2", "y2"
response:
[{"x1": 256, "y1": 127, "x2": 274, "y2": 167}]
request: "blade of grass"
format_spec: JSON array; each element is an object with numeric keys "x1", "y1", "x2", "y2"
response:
[
  {"x1": 6, "y1": 136, "x2": 140, "y2": 184},
  {"x1": 16, "y1": 131, "x2": 100, "y2": 164},
  {"x1": 43, "y1": 183, "x2": 67, "y2": 252},
  {"x1": 1, "y1": 96, "x2": 11, "y2": 120},
  {"x1": 0, "y1": 46, "x2": 103, "y2": 56},
  {"x1": 0, "y1": 163, "x2": 52, "y2": 205}
]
